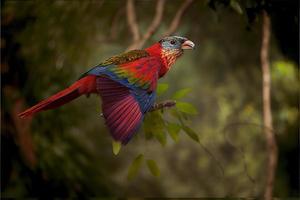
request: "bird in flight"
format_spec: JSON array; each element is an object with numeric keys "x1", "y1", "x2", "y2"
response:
[{"x1": 19, "y1": 36, "x2": 195, "y2": 144}]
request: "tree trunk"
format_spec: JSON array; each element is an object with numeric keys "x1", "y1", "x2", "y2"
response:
[{"x1": 260, "y1": 10, "x2": 278, "y2": 200}]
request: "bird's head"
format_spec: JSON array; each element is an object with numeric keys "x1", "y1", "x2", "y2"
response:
[
  {"x1": 159, "y1": 36, "x2": 195, "y2": 51},
  {"x1": 146, "y1": 36, "x2": 195, "y2": 71}
]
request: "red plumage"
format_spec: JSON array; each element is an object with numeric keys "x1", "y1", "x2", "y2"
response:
[
  {"x1": 96, "y1": 76, "x2": 143, "y2": 143},
  {"x1": 18, "y1": 76, "x2": 97, "y2": 118}
]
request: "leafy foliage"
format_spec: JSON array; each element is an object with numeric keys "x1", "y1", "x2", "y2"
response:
[
  {"x1": 182, "y1": 125, "x2": 200, "y2": 143},
  {"x1": 127, "y1": 154, "x2": 144, "y2": 180},
  {"x1": 156, "y1": 83, "x2": 169, "y2": 96},
  {"x1": 112, "y1": 140, "x2": 122, "y2": 155},
  {"x1": 146, "y1": 159, "x2": 160, "y2": 177},
  {"x1": 172, "y1": 88, "x2": 192, "y2": 100},
  {"x1": 176, "y1": 101, "x2": 198, "y2": 115},
  {"x1": 124, "y1": 83, "x2": 200, "y2": 178},
  {"x1": 166, "y1": 122, "x2": 181, "y2": 143}
]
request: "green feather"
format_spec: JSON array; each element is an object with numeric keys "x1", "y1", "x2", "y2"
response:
[
  {"x1": 79, "y1": 50, "x2": 149, "y2": 80},
  {"x1": 101, "y1": 50, "x2": 149, "y2": 66}
]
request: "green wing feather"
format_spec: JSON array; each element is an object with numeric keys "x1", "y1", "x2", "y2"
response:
[
  {"x1": 79, "y1": 50, "x2": 150, "y2": 79},
  {"x1": 100, "y1": 50, "x2": 150, "y2": 66}
]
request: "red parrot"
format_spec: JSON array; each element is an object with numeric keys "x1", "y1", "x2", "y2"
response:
[{"x1": 19, "y1": 36, "x2": 195, "y2": 144}]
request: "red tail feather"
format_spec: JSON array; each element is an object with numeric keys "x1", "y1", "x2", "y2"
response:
[{"x1": 18, "y1": 75, "x2": 97, "y2": 118}]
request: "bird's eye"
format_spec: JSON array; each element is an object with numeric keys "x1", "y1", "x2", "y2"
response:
[{"x1": 170, "y1": 40, "x2": 176, "y2": 45}]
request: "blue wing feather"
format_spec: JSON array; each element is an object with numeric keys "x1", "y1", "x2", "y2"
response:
[{"x1": 82, "y1": 55, "x2": 159, "y2": 144}]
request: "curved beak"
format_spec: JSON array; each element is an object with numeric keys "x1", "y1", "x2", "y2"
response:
[{"x1": 181, "y1": 40, "x2": 195, "y2": 50}]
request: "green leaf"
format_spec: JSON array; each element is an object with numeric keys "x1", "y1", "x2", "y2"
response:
[
  {"x1": 144, "y1": 129, "x2": 154, "y2": 140},
  {"x1": 112, "y1": 140, "x2": 121, "y2": 155},
  {"x1": 182, "y1": 126, "x2": 199, "y2": 142},
  {"x1": 146, "y1": 159, "x2": 160, "y2": 177},
  {"x1": 166, "y1": 123, "x2": 181, "y2": 142},
  {"x1": 176, "y1": 101, "x2": 198, "y2": 115},
  {"x1": 144, "y1": 111, "x2": 167, "y2": 145},
  {"x1": 157, "y1": 83, "x2": 169, "y2": 95},
  {"x1": 230, "y1": 0, "x2": 243, "y2": 14},
  {"x1": 154, "y1": 131, "x2": 167, "y2": 146},
  {"x1": 127, "y1": 154, "x2": 144, "y2": 180},
  {"x1": 143, "y1": 114, "x2": 154, "y2": 140},
  {"x1": 172, "y1": 88, "x2": 192, "y2": 100}
]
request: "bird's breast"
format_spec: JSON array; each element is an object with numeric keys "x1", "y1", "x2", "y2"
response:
[{"x1": 159, "y1": 49, "x2": 183, "y2": 77}]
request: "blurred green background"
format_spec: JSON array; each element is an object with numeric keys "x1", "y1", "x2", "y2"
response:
[{"x1": 1, "y1": 0, "x2": 299, "y2": 198}]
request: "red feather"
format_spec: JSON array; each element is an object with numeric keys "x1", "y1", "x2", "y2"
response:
[
  {"x1": 18, "y1": 76, "x2": 97, "y2": 118},
  {"x1": 97, "y1": 76, "x2": 143, "y2": 144}
]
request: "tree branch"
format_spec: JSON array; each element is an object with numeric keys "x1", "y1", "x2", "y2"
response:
[
  {"x1": 260, "y1": 10, "x2": 277, "y2": 200},
  {"x1": 126, "y1": 0, "x2": 194, "y2": 50},
  {"x1": 148, "y1": 100, "x2": 176, "y2": 112},
  {"x1": 126, "y1": 0, "x2": 140, "y2": 43},
  {"x1": 163, "y1": 0, "x2": 194, "y2": 37},
  {"x1": 127, "y1": 0, "x2": 166, "y2": 51}
]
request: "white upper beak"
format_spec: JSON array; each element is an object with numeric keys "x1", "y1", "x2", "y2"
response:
[{"x1": 181, "y1": 40, "x2": 195, "y2": 50}]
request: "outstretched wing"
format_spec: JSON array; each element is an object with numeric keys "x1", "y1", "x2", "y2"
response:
[
  {"x1": 84, "y1": 50, "x2": 163, "y2": 143},
  {"x1": 96, "y1": 76, "x2": 156, "y2": 144}
]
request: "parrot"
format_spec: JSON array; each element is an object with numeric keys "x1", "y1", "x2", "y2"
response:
[{"x1": 18, "y1": 36, "x2": 195, "y2": 144}]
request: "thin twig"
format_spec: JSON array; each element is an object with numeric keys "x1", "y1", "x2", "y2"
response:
[
  {"x1": 127, "y1": 0, "x2": 166, "y2": 50},
  {"x1": 222, "y1": 120, "x2": 281, "y2": 196},
  {"x1": 198, "y1": 139, "x2": 225, "y2": 178},
  {"x1": 126, "y1": 0, "x2": 140, "y2": 43},
  {"x1": 222, "y1": 127, "x2": 256, "y2": 196},
  {"x1": 175, "y1": 109, "x2": 225, "y2": 180},
  {"x1": 261, "y1": 10, "x2": 277, "y2": 200},
  {"x1": 126, "y1": 0, "x2": 194, "y2": 50},
  {"x1": 163, "y1": 0, "x2": 194, "y2": 37},
  {"x1": 148, "y1": 100, "x2": 176, "y2": 112}
]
